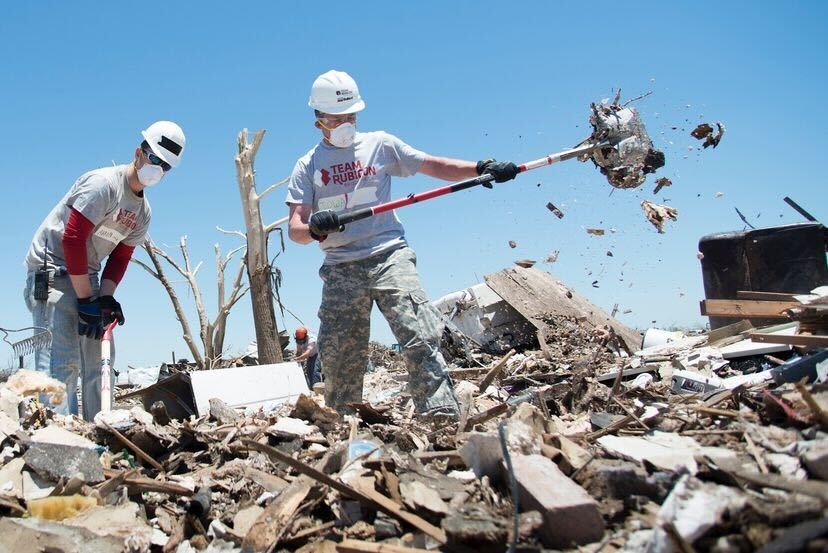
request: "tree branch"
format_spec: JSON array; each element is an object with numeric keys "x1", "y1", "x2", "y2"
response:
[
  {"x1": 130, "y1": 258, "x2": 158, "y2": 280},
  {"x1": 257, "y1": 176, "x2": 289, "y2": 202},
  {"x1": 141, "y1": 238, "x2": 205, "y2": 369},
  {"x1": 178, "y1": 236, "x2": 210, "y2": 361},
  {"x1": 212, "y1": 251, "x2": 248, "y2": 358},
  {"x1": 216, "y1": 226, "x2": 247, "y2": 241},
  {"x1": 265, "y1": 215, "x2": 290, "y2": 235}
]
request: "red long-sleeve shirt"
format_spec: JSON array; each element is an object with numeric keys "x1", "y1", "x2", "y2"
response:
[{"x1": 62, "y1": 208, "x2": 135, "y2": 284}]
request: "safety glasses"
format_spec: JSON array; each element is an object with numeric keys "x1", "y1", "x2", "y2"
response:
[
  {"x1": 142, "y1": 149, "x2": 172, "y2": 172},
  {"x1": 318, "y1": 114, "x2": 356, "y2": 128}
]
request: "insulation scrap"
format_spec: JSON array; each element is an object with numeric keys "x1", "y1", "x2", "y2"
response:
[
  {"x1": 545, "y1": 202, "x2": 564, "y2": 219},
  {"x1": 5, "y1": 370, "x2": 66, "y2": 405},
  {"x1": 653, "y1": 177, "x2": 672, "y2": 195},
  {"x1": 641, "y1": 201, "x2": 678, "y2": 233},
  {"x1": 691, "y1": 122, "x2": 726, "y2": 149},
  {"x1": 514, "y1": 259, "x2": 536, "y2": 268},
  {"x1": 585, "y1": 228, "x2": 606, "y2": 236}
]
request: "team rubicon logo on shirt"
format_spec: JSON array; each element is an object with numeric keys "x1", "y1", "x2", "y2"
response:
[
  {"x1": 114, "y1": 208, "x2": 138, "y2": 230},
  {"x1": 313, "y1": 160, "x2": 377, "y2": 187}
]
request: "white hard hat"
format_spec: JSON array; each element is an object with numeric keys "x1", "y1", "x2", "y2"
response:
[
  {"x1": 141, "y1": 121, "x2": 186, "y2": 168},
  {"x1": 308, "y1": 70, "x2": 365, "y2": 115}
]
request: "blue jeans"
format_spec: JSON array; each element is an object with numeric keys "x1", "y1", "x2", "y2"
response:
[
  {"x1": 23, "y1": 271, "x2": 113, "y2": 419},
  {"x1": 305, "y1": 354, "x2": 322, "y2": 387}
]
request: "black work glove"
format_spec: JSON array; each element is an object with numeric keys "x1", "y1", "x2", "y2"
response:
[
  {"x1": 100, "y1": 295, "x2": 125, "y2": 326},
  {"x1": 77, "y1": 297, "x2": 103, "y2": 340},
  {"x1": 309, "y1": 210, "x2": 344, "y2": 238},
  {"x1": 476, "y1": 159, "x2": 520, "y2": 183}
]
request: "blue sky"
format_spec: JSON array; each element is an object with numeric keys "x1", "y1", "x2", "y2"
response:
[{"x1": 1, "y1": 2, "x2": 825, "y2": 367}]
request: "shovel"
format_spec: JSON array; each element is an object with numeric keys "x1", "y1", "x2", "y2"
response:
[{"x1": 335, "y1": 101, "x2": 663, "y2": 229}]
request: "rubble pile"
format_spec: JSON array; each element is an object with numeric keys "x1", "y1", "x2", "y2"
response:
[{"x1": 1, "y1": 279, "x2": 827, "y2": 552}]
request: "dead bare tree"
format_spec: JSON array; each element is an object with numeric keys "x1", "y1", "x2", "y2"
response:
[
  {"x1": 132, "y1": 236, "x2": 248, "y2": 369},
  {"x1": 232, "y1": 129, "x2": 289, "y2": 364}
]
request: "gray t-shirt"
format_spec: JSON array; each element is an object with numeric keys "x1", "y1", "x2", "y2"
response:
[
  {"x1": 25, "y1": 165, "x2": 151, "y2": 274},
  {"x1": 285, "y1": 131, "x2": 426, "y2": 265}
]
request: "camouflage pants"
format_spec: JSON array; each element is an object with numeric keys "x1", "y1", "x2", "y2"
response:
[{"x1": 318, "y1": 246, "x2": 458, "y2": 415}]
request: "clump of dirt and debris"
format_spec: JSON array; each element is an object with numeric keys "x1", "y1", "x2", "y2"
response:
[
  {"x1": 691, "y1": 121, "x2": 726, "y2": 148},
  {"x1": 583, "y1": 93, "x2": 666, "y2": 189},
  {"x1": 641, "y1": 200, "x2": 678, "y2": 233}
]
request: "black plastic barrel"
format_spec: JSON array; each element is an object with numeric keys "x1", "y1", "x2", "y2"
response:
[{"x1": 698, "y1": 222, "x2": 828, "y2": 329}]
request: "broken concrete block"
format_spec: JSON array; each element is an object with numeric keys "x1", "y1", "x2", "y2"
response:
[
  {"x1": 0, "y1": 411, "x2": 19, "y2": 441},
  {"x1": 460, "y1": 432, "x2": 503, "y2": 480},
  {"x1": 23, "y1": 442, "x2": 104, "y2": 483},
  {"x1": 0, "y1": 517, "x2": 124, "y2": 553},
  {"x1": 233, "y1": 505, "x2": 264, "y2": 536},
  {"x1": 209, "y1": 397, "x2": 240, "y2": 424},
  {"x1": 0, "y1": 386, "x2": 22, "y2": 419},
  {"x1": 29, "y1": 425, "x2": 96, "y2": 449},
  {"x1": 575, "y1": 459, "x2": 673, "y2": 502},
  {"x1": 399, "y1": 479, "x2": 449, "y2": 516},
  {"x1": 511, "y1": 454, "x2": 604, "y2": 548},
  {"x1": 62, "y1": 502, "x2": 154, "y2": 547},
  {"x1": 442, "y1": 504, "x2": 509, "y2": 553},
  {"x1": 648, "y1": 474, "x2": 746, "y2": 551},
  {"x1": 597, "y1": 431, "x2": 737, "y2": 474},
  {"x1": 267, "y1": 417, "x2": 316, "y2": 439},
  {"x1": 801, "y1": 440, "x2": 828, "y2": 480},
  {"x1": 0, "y1": 457, "x2": 54, "y2": 501}
]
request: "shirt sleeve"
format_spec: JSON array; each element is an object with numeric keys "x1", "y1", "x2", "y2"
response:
[
  {"x1": 66, "y1": 172, "x2": 116, "y2": 226},
  {"x1": 63, "y1": 208, "x2": 95, "y2": 276},
  {"x1": 382, "y1": 132, "x2": 427, "y2": 177},
  {"x1": 101, "y1": 243, "x2": 135, "y2": 284},
  {"x1": 285, "y1": 157, "x2": 314, "y2": 206}
]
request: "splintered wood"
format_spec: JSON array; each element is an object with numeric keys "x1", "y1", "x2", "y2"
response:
[{"x1": 641, "y1": 200, "x2": 678, "y2": 233}]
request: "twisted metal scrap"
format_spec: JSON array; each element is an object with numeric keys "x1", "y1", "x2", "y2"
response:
[{"x1": 583, "y1": 100, "x2": 665, "y2": 189}]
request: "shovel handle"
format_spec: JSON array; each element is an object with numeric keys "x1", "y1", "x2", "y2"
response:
[{"x1": 335, "y1": 140, "x2": 607, "y2": 228}]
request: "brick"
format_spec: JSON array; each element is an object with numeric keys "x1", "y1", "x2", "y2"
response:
[{"x1": 511, "y1": 454, "x2": 604, "y2": 548}]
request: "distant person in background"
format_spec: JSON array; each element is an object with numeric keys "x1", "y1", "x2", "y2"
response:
[
  {"x1": 23, "y1": 122, "x2": 186, "y2": 419},
  {"x1": 294, "y1": 327, "x2": 322, "y2": 387}
]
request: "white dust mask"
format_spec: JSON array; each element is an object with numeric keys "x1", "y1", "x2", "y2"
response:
[
  {"x1": 327, "y1": 122, "x2": 356, "y2": 148},
  {"x1": 137, "y1": 163, "x2": 164, "y2": 187}
]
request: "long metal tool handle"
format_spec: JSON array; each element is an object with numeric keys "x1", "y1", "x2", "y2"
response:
[{"x1": 337, "y1": 141, "x2": 606, "y2": 227}]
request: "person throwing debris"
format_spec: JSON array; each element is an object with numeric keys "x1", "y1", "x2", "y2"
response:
[
  {"x1": 23, "y1": 121, "x2": 186, "y2": 419},
  {"x1": 294, "y1": 326, "x2": 322, "y2": 387},
  {"x1": 286, "y1": 70, "x2": 519, "y2": 416}
]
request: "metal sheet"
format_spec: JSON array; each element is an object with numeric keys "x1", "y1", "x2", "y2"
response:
[{"x1": 189, "y1": 362, "x2": 309, "y2": 415}]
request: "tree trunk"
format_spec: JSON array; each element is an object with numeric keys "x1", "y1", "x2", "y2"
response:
[{"x1": 235, "y1": 129, "x2": 283, "y2": 363}]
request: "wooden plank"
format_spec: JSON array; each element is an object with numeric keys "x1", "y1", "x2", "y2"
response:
[
  {"x1": 337, "y1": 539, "x2": 433, "y2": 553},
  {"x1": 700, "y1": 299, "x2": 798, "y2": 318},
  {"x1": 242, "y1": 479, "x2": 312, "y2": 552},
  {"x1": 241, "y1": 439, "x2": 446, "y2": 544},
  {"x1": 478, "y1": 349, "x2": 516, "y2": 391},
  {"x1": 750, "y1": 333, "x2": 828, "y2": 348},
  {"x1": 485, "y1": 267, "x2": 642, "y2": 352},
  {"x1": 736, "y1": 291, "x2": 799, "y2": 302},
  {"x1": 463, "y1": 403, "x2": 508, "y2": 431},
  {"x1": 706, "y1": 319, "x2": 754, "y2": 344}
]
